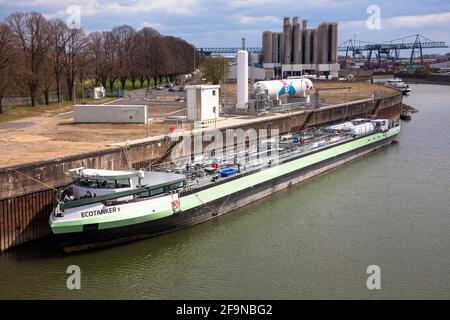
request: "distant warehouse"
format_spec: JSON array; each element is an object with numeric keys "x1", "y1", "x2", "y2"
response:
[{"x1": 262, "y1": 17, "x2": 339, "y2": 79}]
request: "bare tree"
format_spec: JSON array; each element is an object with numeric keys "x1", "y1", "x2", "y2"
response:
[
  {"x1": 134, "y1": 27, "x2": 159, "y2": 89},
  {"x1": 112, "y1": 25, "x2": 136, "y2": 91},
  {"x1": 87, "y1": 31, "x2": 107, "y2": 88},
  {"x1": 41, "y1": 51, "x2": 53, "y2": 105},
  {"x1": 103, "y1": 31, "x2": 119, "y2": 93},
  {"x1": 202, "y1": 56, "x2": 229, "y2": 85},
  {"x1": 0, "y1": 23, "x2": 18, "y2": 113},
  {"x1": 48, "y1": 18, "x2": 68, "y2": 102},
  {"x1": 63, "y1": 27, "x2": 87, "y2": 100},
  {"x1": 7, "y1": 12, "x2": 49, "y2": 106},
  {"x1": 149, "y1": 36, "x2": 168, "y2": 88},
  {"x1": 1, "y1": 12, "x2": 200, "y2": 107}
]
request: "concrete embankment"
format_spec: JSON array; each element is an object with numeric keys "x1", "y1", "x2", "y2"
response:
[
  {"x1": 396, "y1": 73, "x2": 450, "y2": 86},
  {"x1": 0, "y1": 93, "x2": 402, "y2": 252}
]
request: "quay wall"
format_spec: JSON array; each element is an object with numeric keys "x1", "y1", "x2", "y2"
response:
[
  {"x1": 0, "y1": 93, "x2": 402, "y2": 252},
  {"x1": 396, "y1": 73, "x2": 450, "y2": 86}
]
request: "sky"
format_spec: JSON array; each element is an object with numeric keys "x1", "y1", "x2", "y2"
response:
[{"x1": 0, "y1": 0, "x2": 449, "y2": 54}]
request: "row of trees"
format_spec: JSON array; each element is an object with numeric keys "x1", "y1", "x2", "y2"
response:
[{"x1": 0, "y1": 11, "x2": 200, "y2": 113}]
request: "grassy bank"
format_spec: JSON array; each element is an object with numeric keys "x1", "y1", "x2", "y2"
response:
[{"x1": 0, "y1": 98, "x2": 114, "y2": 123}]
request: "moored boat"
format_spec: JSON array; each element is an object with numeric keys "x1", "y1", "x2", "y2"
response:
[
  {"x1": 50, "y1": 118, "x2": 401, "y2": 252},
  {"x1": 384, "y1": 78, "x2": 411, "y2": 95}
]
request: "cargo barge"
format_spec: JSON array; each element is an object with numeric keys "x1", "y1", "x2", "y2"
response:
[{"x1": 50, "y1": 118, "x2": 401, "y2": 252}]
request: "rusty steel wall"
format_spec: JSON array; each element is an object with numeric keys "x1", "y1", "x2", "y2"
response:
[{"x1": 0, "y1": 189, "x2": 55, "y2": 252}]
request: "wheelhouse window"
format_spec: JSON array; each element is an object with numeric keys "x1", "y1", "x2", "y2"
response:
[
  {"x1": 74, "y1": 178, "x2": 131, "y2": 189},
  {"x1": 170, "y1": 182, "x2": 184, "y2": 190},
  {"x1": 116, "y1": 179, "x2": 131, "y2": 188},
  {"x1": 139, "y1": 187, "x2": 165, "y2": 198},
  {"x1": 151, "y1": 187, "x2": 164, "y2": 196},
  {"x1": 100, "y1": 179, "x2": 118, "y2": 189}
]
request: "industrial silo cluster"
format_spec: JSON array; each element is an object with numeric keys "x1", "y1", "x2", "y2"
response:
[{"x1": 262, "y1": 17, "x2": 339, "y2": 78}]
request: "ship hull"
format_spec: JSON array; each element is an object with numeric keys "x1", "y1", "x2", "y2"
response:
[{"x1": 55, "y1": 132, "x2": 399, "y2": 253}]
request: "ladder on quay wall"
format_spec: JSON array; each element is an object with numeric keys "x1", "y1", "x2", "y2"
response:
[
  {"x1": 298, "y1": 110, "x2": 314, "y2": 132},
  {"x1": 122, "y1": 144, "x2": 133, "y2": 169}
]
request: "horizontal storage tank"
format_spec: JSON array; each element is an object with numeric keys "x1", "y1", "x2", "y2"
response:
[
  {"x1": 351, "y1": 123, "x2": 375, "y2": 137},
  {"x1": 253, "y1": 78, "x2": 314, "y2": 98}
]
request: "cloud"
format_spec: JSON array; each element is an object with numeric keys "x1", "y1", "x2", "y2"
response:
[
  {"x1": 389, "y1": 12, "x2": 450, "y2": 28},
  {"x1": 340, "y1": 11, "x2": 450, "y2": 31},
  {"x1": 239, "y1": 15, "x2": 281, "y2": 25},
  {"x1": 1, "y1": 0, "x2": 450, "y2": 50},
  {"x1": 142, "y1": 21, "x2": 162, "y2": 29},
  {"x1": 3, "y1": 0, "x2": 201, "y2": 18},
  {"x1": 229, "y1": 0, "x2": 348, "y2": 8}
]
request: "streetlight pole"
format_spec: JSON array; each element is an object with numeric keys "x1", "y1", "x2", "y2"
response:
[{"x1": 193, "y1": 46, "x2": 196, "y2": 85}]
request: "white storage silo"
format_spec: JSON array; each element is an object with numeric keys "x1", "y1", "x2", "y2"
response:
[{"x1": 237, "y1": 50, "x2": 249, "y2": 109}]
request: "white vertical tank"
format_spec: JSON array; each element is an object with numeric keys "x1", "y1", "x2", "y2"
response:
[{"x1": 237, "y1": 50, "x2": 249, "y2": 109}]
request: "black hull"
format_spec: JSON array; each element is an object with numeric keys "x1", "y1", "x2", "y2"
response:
[{"x1": 56, "y1": 135, "x2": 397, "y2": 252}]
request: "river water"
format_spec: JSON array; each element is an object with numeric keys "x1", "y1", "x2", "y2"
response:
[{"x1": 1, "y1": 84, "x2": 449, "y2": 300}]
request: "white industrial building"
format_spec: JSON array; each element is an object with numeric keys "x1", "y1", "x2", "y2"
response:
[
  {"x1": 186, "y1": 85, "x2": 221, "y2": 122},
  {"x1": 262, "y1": 17, "x2": 340, "y2": 78},
  {"x1": 73, "y1": 105, "x2": 148, "y2": 124},
  {"x1": 227, "y1": 64, "x2": 266, "y2": 81}
]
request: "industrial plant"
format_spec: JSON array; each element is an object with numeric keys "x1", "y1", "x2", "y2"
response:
[{"x1": 261, "y1": 17, "x2": 339, "y2": 78}]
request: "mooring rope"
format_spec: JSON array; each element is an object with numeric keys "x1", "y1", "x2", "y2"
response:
[{"x1": 7, "y1": 168, "x2": 58, "y2": 191}]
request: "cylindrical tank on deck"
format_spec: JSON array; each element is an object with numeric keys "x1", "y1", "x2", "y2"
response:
[
  {"x1": 325, "y1": 122, "x2": 354, "y2": 133},
  {"x1": 253, "y1": 78, "x2": 314, "y2": 98},
  {"x1": 351, "y1": 123, "x2": 375, "y2": 137}
]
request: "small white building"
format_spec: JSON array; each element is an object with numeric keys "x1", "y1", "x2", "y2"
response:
[
  {"x1": 73, "y1": 105, "x2": 148, "y2": 124},
  {"x1": 93, "y1": 86, "x2": 106, "y2": 99},
  {"x1": 186, "y1": 85, "x2": 220, "y2": 122},
  {"x1": 228, "y1": 64, "x2": 266, "y2": 82}
]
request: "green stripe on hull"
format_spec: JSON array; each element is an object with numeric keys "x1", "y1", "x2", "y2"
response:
[
  {"x1": 50, "y1": 126, "x2": 400, "y2": 234},
  {"x1": 179, "y1": 129, "x2": 399, "y2": 211}
]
